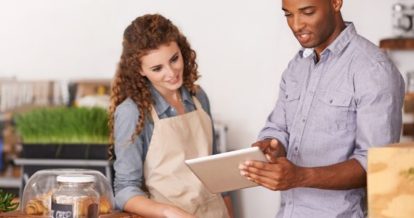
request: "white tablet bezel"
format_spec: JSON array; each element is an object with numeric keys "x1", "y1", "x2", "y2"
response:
[{"x1": 184, "y1": 147, "x2": 268, "y2": 193}]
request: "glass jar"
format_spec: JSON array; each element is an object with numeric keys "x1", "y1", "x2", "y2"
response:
[
  {"x1": 407, "y1": 71, "x2": 414, "y2": 93},
  {"x1": 51, "y1": 174, "x2": 100, "y2": 218},
  {"x1": 392, "y1": 2, "x2": 414, "y2": 37}
]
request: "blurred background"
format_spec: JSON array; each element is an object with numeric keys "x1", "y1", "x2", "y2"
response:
[{"x1": 1, "y1": 0, "x2": 414, "y2": 217}]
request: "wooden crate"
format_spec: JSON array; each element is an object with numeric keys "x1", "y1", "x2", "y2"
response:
[{"x1": 367, "y1": 143, "x2": 414, "y2": 218}]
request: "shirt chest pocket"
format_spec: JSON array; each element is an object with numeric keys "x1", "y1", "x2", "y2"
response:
[
  {"x1": 285, "y1": 89, "x2": 301, "y2": 126},
  {"x1": 315, "y1": 91, "x2": 355, "y2": 132}
]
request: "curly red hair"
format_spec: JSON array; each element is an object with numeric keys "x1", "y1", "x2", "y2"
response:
[{"x1": 108, "y1": 14, "x2": 200, "y2": 159}]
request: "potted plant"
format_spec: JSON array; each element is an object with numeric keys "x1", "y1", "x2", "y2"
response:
[
  {"x1": 14, "y1": 107, "x2": 109, "y2": 159},
  {"x1": 0, "y1": 189, "x2": 18, "y2": 213}
]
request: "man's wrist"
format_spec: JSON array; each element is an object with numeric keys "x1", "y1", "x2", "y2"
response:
[{"x1": 296, "y1": 167, "x2": 315, "y2": 188}]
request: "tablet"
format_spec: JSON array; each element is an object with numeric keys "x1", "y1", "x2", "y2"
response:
[{"x1": 184, "y1": 147, "x2": 268, "y2": 193}]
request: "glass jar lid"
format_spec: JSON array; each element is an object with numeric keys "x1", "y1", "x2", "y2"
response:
[
  {"x1": 56, "y1": 174, "x2": 95, "y2": 183},
  {"x1": 393, "y1": 3, "x2": 407, "y2": 11}
]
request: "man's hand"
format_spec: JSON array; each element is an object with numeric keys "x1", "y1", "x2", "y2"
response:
[
  {"x1": 239, "y1": 157, "x2": 306, "y2": 191},
  {"x1": 252, "y1": 138, "x2": 286, "y2": 162}
]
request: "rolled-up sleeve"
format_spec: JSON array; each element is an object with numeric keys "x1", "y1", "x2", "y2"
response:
[
  {"x1": 113, "y1": 100, "x2": 147, "y2": 209},
  {"x1": 353, "y1": 60, "x2": 404, "y2": 171}
]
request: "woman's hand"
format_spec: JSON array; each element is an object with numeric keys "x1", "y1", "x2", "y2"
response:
[
  {"x1": 124, "y1": 196, "x2": 196, "y2": 218},
  {"x1": 163, "y1": 205, "x2": 196, "y2": 218}
]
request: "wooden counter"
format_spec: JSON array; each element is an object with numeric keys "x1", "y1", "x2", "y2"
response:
[{"x1": 0, "y1": 211, "x2": 142, "y2": 218}]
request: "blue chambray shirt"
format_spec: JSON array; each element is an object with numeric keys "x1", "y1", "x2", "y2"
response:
[
  {"x1": 259, "y1": 23, "x2": 405, "y2": 218},
  {"x1": 113, "y1": 84, "x2": 218, "y2": 210}
]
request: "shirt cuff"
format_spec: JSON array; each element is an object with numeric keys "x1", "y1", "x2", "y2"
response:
[
  {"x1": 258, "y1": 131, "x2": 288, "y2": 151},
  {"x1": 115, "y1": 186, "x2": 147, "y2": 210},
  {"x1": 350, "y1": 155, "x2": 367, "y2": 172}
]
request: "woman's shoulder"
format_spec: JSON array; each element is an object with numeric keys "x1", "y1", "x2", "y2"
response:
[
  {"x1": 194, "y1": 85, "x2": 209, "y2": 101},
  {"x1": 193, "y1": 85, "x2": 211, "y2": 111},
  {"x1": 115, "y1": 97, "x2": 140, "y2": 117}
]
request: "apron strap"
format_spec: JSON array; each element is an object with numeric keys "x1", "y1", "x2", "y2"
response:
[
  {"x1": 150, "y1": 106, "x2": 160, "y2": 123},
  {"x1": 192, "y1": 96, "x2": 203, "y2": 110},
  {"x1": 150, "y1": 96, "x2": 202, "y2": 123}
]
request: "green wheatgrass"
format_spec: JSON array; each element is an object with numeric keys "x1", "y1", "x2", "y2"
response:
[{"x1": 14, "y1": 107, "x2": 109, "y2": 144}]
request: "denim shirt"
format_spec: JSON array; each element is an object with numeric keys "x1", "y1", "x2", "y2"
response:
[
  {"x1": 259, "y1": 23, "x2": 405, "y2": 218},
  {"x1": 113, "y1": 85, "x2": 217, "y2": 209}
]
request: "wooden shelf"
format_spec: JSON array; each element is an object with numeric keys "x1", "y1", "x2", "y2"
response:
[
  {"x1": 404, "y1": 93, "x2": 414, "y2": 113},
  {"x1": 380, "y1": 38, "x2": 414, "y2": 50},
  {"x1": 0, "y1": 177, "x2": 20, "y2": 189}
]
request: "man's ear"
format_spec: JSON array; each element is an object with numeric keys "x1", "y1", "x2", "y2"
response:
[{"x1": 332, "y1": 0, "x2": 343, "y2": 12}]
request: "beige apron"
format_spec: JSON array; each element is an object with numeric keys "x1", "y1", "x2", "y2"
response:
[{"x1": 143, "y1": 97, "x2": 229, "y2": 218}]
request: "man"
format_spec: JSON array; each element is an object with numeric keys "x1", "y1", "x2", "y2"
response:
[{"x1": 239, "y1": 0, "x2": 405, "y2": 217}]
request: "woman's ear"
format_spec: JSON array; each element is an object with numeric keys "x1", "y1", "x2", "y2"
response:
[{"x1": 139, "y1": 70, "x2": 146, "y2": 77}]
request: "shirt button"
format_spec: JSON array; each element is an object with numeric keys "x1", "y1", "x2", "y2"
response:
[
  {"x1": 302, "y1": 119, "x2": 306, "y2": 123},
  {"x1": 285, "y1": 95, "x2": 289, "y2": 99},
  {"x1": 294, "y1": 147, "x2": 298, "y2": 152},
  {"x1": 329, "y1": 99, "x2": 333, "y2": 104}
]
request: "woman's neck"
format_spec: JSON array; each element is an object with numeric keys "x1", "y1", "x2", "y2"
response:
[
  {"x1": 160, "y1": 89, "x2": 185, "y2": 115},
  {"x1": 163, "y1": 91, "x2": 181, "y2": 102}
]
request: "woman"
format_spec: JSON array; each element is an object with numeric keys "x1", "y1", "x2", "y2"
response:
[{"x1": 109, "y1": 14, "x2": 232, "y2": 218}]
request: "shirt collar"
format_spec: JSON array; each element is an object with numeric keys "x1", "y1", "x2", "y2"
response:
[
  {"x1": 180, "y1": 87, "x2": 194, "y2": 106},
  {"x1": 299, "y1": 22, "x2": 356, "y2": 59},
  {"x1": 149, "y1": 83, "x2": 194, "y2": 116},
  {"x1": 325, "y1": 22, "x2": 356, "y2": 56},
  {"x1": 300, "y1": 48, "x2": 315, "y2": 58}
]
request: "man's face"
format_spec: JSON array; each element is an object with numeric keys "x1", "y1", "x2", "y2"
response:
[{"x1": 282, "y1": 0, "x2": 341, "y2": 54}]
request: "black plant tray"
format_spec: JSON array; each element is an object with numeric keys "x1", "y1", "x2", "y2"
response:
[{"x1": 21, "y1": 143, "x2": 109, "y2": 159}]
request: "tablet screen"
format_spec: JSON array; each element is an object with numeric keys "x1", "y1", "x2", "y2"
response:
[{"x1": 185, "y1": 147, "x2": 268, "y2": 193}]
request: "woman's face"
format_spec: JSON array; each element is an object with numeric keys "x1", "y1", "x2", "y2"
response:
[{"x1": 139, "y1": 41, "x2": 184, "y2": 95}]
